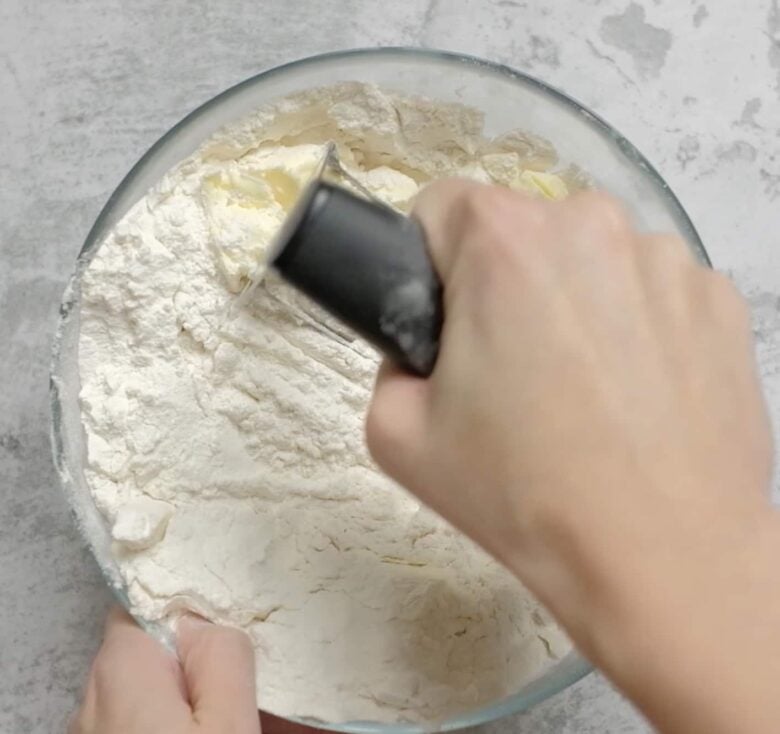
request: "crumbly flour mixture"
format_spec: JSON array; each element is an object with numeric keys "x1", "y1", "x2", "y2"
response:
[{"x1": 79, "y1": 83, "x2": 578, "y2": 724}]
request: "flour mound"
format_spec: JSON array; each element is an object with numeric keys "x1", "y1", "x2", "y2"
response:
[{"x1": 78, "y1": 83, "x2": 573, "y2": 724}]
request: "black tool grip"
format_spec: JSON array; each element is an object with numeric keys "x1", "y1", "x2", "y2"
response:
[{"x1": 270, "y1": 180, "x2": 443, "y2": 376}]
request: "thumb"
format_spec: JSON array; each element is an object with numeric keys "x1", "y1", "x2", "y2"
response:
[
  {"x1": 366, "y1": 360, "x2": 429, "y2": 488},
  {"x1": 177, "y1": 615, "x2": 260, "y2": 734}
]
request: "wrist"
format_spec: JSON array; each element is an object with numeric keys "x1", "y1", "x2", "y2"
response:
[
  {"x1": 508, "y1": 493, "x2": 780, "y2": 733},
  {"x1": 509, "y1": 489, "x2": 772, "y2": 652}
]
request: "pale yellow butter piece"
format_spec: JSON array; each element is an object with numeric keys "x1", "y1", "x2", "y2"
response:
[
  {"x1": 480, "y1": 152, "x2": 521, "y2": 186},
  {"x1": 514, "y1": 170, "x2": 569, "y2": 200},
  {"x1": 201, "y1": 172, "x2": 282, "y2": 292},
  {"x1": 199, "y1": 145, "x2": 324, "y2": 292}
]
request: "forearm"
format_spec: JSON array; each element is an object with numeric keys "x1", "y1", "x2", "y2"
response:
[
  {"x1": 508, "y1": 495, "x2": 780, "y2": 734},
  {"x1": 369, "y1": 181, "x2": 778, "y2": 732}
]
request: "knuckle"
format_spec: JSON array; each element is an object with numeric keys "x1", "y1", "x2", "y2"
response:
[
  {"x1": 365, "y1": 401, "x2": 396, "y2": 468},
  {"x1": 183, "y1": 621, "x2": 252, "y2": 667},
  {"x1": 459, "y1": 185, "x2": 502, "y2": 232},
  {"x1": 460, "y1": 186, "x2": 547, "y2": 261},
  {"x1": 415, "y1": 177, "x2": 469, "y2": 208},
  {"x1": 646, "y1": 234, "x2": 691, "y2": 259},
  {"x1": 364, "y1": 402, "x2": 383, "y2": 457},
  {"x1": 574, "y1": 190, "x2": 631, "y2": 235},
  {"x1": 563, "y1": 191, "x2": 636, "y2": 263},
  {"x1": 644, "y1": 234, "x2": 696, "y2": 270},
  {"x1": 365, "y1": 393, "x2": 418, "y2": 485}
]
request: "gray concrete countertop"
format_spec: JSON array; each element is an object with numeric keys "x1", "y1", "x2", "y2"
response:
[{"x1": 1, "y1": 1, "x2": 778, "y2": 732}]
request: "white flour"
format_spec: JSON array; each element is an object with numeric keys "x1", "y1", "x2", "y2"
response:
[{"x1": 78, "y1": 83, "x2": 575, "y2": 723}]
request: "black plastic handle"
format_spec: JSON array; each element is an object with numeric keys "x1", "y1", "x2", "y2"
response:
[{"x1": 270, "y1": 180, "x2": 443, "y2": 376}]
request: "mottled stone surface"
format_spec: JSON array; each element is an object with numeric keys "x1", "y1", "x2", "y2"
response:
[{"x1": 1, "y1": 1, "x2": 778, "y2": 732}]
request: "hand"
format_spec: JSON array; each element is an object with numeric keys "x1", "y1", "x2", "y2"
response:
[
  {"x1": 366, "y1": 180, "x2": 778, "y2": 734},
  {"x1": 69, "y1": 607, "x2": 325, "y2": 734}
]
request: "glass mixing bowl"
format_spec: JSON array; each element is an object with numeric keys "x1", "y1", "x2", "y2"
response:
[{"x1": 50, "y1": 48, "x2": 709, "y2": 733}]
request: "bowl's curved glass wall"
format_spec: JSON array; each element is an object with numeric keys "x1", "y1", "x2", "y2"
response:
[{"x1": 50, "y1": 48, "x2": 707, "y2": 734}]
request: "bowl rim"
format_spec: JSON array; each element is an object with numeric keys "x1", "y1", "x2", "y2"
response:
[
  {"x1": 73, "y1": 46, "x2": 709, "y2": 266},
  {"x1": 50, "y1": 46, "x2": 710, "y2": 734}
]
